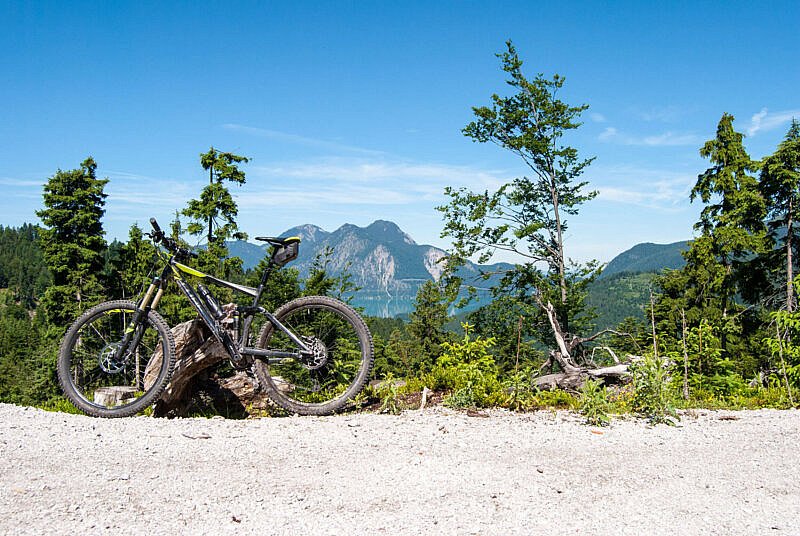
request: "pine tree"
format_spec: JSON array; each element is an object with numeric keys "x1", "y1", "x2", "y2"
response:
[
  {"x1": 182, "y1": 147, "x2": 249, "y2": 278},
  {"x1": 759, "y1": 119, "x2": 800, "y2": 311},
  {"x1": 687, "y1": 115, "x2": 766, "y2": 331},
  {"x1": 408, "y1": 280, "x2": 450, "y2": 363},
  {"x1": 36, "y1": 157, "x2": 108, "y2": 326}
]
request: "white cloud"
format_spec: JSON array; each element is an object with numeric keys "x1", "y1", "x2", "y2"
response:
[
  {"x1": 640, "y1": 132, "x2": 702, "y2": 147},
  {"x1": 598, "y1": 127, "x2": 618, "y2": 141},
  {"x1": 589, "y1": 165, "x2": 695, "y2": 210},
  {"x1": 104, "y1": 170, "x2": 195, "y2": 209},
  {"x1": 636, "y1": 106, "x2": 684, "y2": 123},
  {"x1": 598, "y1": 127, "x2": 700, "y2": 147},
  {"x1": 747, "y1": 108, "x2": 800, "y2": 136},
  {"x1": 222, "y1": 123, "x2": 385, "y2": 156},
  {"x1": 0, "y1": 177, "x2": 43, "y2": 187},
  {"x1": 253, "y1": 158, "x2": 505, "y2": 184},
  {"x1": 590, "y1": 113, "x2": 607, "y2": 123}
]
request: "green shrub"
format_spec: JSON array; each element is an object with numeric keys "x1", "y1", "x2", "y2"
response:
[
  {"x1": 38, "y1": 397, "x2": 83, "y2": 415},
  {"x1": 376, "y1": 374, "x2": 403, "y2": 414},
  {"x1": 630, "y1": 353, "x2": 678, "y2": 424},
  {"x1": 436, "y1": 323, "x2": 503, "y2": 409},
  {"x1": 579, "y1": 379, "x2": 611, "y2": 426},
  {"x1": 528, "y1": 388, "x2": 579, "y2": 410}
]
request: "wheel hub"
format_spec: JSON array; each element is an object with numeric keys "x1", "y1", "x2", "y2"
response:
[
  {"x1": 301, "y1": 337, "x2": 328, "y2": 370},
  {"x1": 98, "y1": 343, "x2": 125, "y2": 374}
]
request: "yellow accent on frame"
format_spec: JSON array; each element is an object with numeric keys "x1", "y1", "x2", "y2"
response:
[{"x1": 173, "y1": 262, "x2": 207, "y2": 278}]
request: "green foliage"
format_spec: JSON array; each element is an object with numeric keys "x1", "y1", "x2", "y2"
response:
[
  {"x1": 408, "y1": 280, "x2": 451, "y2": 365},
  {"x1": 630, "y1": 353, "x2": 678, "y2": 425},
  {"x1": 578, "y1": 379, "x2": 611, "y2": 426},
  {"x1": 434, "y1": 323, "x2": 502, "y2": 408},
  {"x1": 763, "y1": 307, "x2": 800, "y2": 396},
  {"x1": 466, "y1": 297, "x2": 542, "y2": 372},
  {"x1": 664, "y1": 320, "x2": 746, "y2": 396},
  {"x1": 303, "y1": 246, "x2": 359, "y2": 301},
  {"x1": 376, "y1": 374, "x2": 403, "y2": 415},
  {"x1": 182, "y1": 147, "x2": 249, "y2": 279},
  {"x1": 527, "y1": 388, "x2": 579, "y2": 410},
  {"x1": 0, "y1": 224, "x2": 50, "y2": 307},
  {"x1": 586, "y1": 272, "x2": 656, "y2": 330},
  {"x1": 672, "y1": 114, "x2": 767, "y2": 354},
  {"x1": 36, "y1": 157, "x2": 109, "y2": 325},
  {"x1": 758, "y1": 119, "x2": 800, "y2": 310},
  {"x1": 438, "y1": 39, "x2": 597, "y2": 344},
  {"x1": 0, "y1": 304, "x2": 60, "y2": 406}
]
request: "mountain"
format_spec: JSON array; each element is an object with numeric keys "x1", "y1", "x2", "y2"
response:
[
  {"x1": 229, "y1": 221, "x2": 689, "y2": 322},
  {"x1": 588, "y1": 240, "x2": 689, "y2": 328},
  {"x1": 282, "y1": 220, "x2": 509, "y2": 317},
  {"x1": 229, "y1": 220, "x2": 508, "y2": 317},
  {"x1": 600, "y1": 241, "x2": 688, "y2": 279}
]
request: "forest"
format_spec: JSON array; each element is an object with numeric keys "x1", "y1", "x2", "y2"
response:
[{"x1": 0, "y1": 42, "x2": 798, "y2": 422}]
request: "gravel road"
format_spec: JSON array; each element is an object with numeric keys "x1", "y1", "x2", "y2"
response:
[{"x1": 0, "y1": 403, "x2": 798, "y2": 535}]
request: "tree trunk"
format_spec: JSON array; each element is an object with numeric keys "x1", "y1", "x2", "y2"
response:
[
  {"x1": 787, "y1": 201, "x2": 794, "y2": 312},
  {"x1": 144, "y1": 319, "x2": 272, "y2": 417},
  {"x1": 532, "y1": 364, "x2": 630, "y2": 391},
  {"x1": 532, "y1": 299, "x2": 632, "y2": 391}
]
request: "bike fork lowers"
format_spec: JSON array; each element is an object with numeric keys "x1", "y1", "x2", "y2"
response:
[{"x1": 112, "y1": 280, "x2": 165, "y2": 365}]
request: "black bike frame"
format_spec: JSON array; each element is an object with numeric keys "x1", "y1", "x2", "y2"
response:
[{"x1": 124, "y1": 252, "x2": 310, "y2": 366}]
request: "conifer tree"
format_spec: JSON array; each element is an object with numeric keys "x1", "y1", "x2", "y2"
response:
[
  {"x1": 408, "y1": 280, "x2": 450, "y2": 361},
  {"x1": 759, "y1": 119, "x2": 800, "y2": 311},
  {"x1": 182, "y1": 147, "x2": 249, "y2": 278},
  {"x1": 688, "y1": 113, "x2": 766, "y2": 322},
  {"x1": 36, "y1": 157, "x2": 108, "y2": 325}
]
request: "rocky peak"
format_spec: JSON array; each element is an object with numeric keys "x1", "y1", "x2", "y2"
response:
[
  {"x1": 364, "y1": 220, "x2": 416, "y2": 245},
  {"x1": 281, "y1": 224, "x2": 329, "y2": 244}
]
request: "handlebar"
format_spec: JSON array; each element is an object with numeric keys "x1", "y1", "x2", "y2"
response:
[{"x1": 148, "y1": 218, "x2": 197, "y2": 261}]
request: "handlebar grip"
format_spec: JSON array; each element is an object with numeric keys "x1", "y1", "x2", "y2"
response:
[{"x1": 149, "y1": 218, "x2": 162, "y2": 234}]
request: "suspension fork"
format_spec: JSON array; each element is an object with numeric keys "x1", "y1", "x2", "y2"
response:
[{"x1": 112, "y1": 278, "x2": 165, "y2": 363}]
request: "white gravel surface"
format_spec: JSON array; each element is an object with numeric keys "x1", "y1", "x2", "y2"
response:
[{"x1": 0, "y1": 403, "x2": 798, "y2": 535}]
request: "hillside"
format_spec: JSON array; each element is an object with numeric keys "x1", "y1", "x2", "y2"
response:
[{"x1": 600, "y1": 241, "x2": 687, "y2": 279}]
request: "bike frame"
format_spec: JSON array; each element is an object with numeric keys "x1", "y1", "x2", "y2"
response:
[{"x1": 119, "y1": 249, "x2": 310, "y2": 367}]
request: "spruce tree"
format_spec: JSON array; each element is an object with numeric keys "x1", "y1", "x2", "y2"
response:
[
  {"x1": 689, "y1": 114, "x2": 766, "y2": 323},
  {"x1": 36, "y1": 157, "x2": 108, "y2": 326},
  {"x1": 408, "y1": 280, "x2": 450, "y2": 362},
  {"x1": 759, "y1": 119, "x2": 800, "y2": 311}
]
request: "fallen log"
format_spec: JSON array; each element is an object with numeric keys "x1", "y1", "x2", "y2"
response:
[{"x1": 532, "y1": 364, "x2": 631, "y2": 392}]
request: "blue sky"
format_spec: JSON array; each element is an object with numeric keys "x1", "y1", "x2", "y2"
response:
[{"x1": 1, "y1": 1, "x2": 798, "y2": 264}]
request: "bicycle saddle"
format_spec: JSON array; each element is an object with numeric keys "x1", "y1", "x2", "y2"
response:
[{"x1": 254, "y1": 236, "x2": 301, "y2": 246}]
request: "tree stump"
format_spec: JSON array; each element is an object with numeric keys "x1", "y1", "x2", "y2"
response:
[
  {"x1": 93, "y1": 386, "x2": 137, "y2": 406},
  {"x1": 143, "y1": 318, "x2": 275, "y2": 417}
]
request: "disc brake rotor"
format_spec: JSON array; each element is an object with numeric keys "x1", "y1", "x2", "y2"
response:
[
  {"x1": 98, "y1": 343, "x2": 126, "y2": 374},
  {"x1": 301, "y1": 337, "x2": 328, "y2": 370}
]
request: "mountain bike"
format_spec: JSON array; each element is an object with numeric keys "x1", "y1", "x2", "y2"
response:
[{"x1": 56, "y1": 218, "x2": 374, "y2": 418}]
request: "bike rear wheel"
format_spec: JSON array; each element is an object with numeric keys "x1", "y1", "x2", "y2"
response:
[
  {"x1": 254, "y1": 296, "x2": 374, "y2": 415},
  {"x1": 57, "y1": 300, "x2": 175, "y2": 418}
]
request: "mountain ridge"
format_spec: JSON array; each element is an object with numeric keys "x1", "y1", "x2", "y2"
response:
[{"x1": 228, "y1": 220, "x2": 689, "y2": 320}]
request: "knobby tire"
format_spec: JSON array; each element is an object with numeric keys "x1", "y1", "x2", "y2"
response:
[{"x1": 57, "y1": 300, "x2": 176, "y2": 418}]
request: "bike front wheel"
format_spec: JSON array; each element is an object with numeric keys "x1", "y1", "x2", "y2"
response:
[
  {"x1": 57, "y1": 300, "x2": 175, "y2": 418},
  {"x1": 254, "y1": 296, "x2": 374, "y2": 415}
]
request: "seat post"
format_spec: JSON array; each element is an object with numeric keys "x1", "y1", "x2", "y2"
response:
[{"x1": 252, "y1": 259, "x2": 277, "y2": 306}]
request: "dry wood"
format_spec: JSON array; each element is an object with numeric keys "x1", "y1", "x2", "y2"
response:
[
  {"x1": 144, "y1": 319, "x2": 229, "y2": 417},
  {"x1": 93, "y1": 386, "x2": 137, "y2": 407}
]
